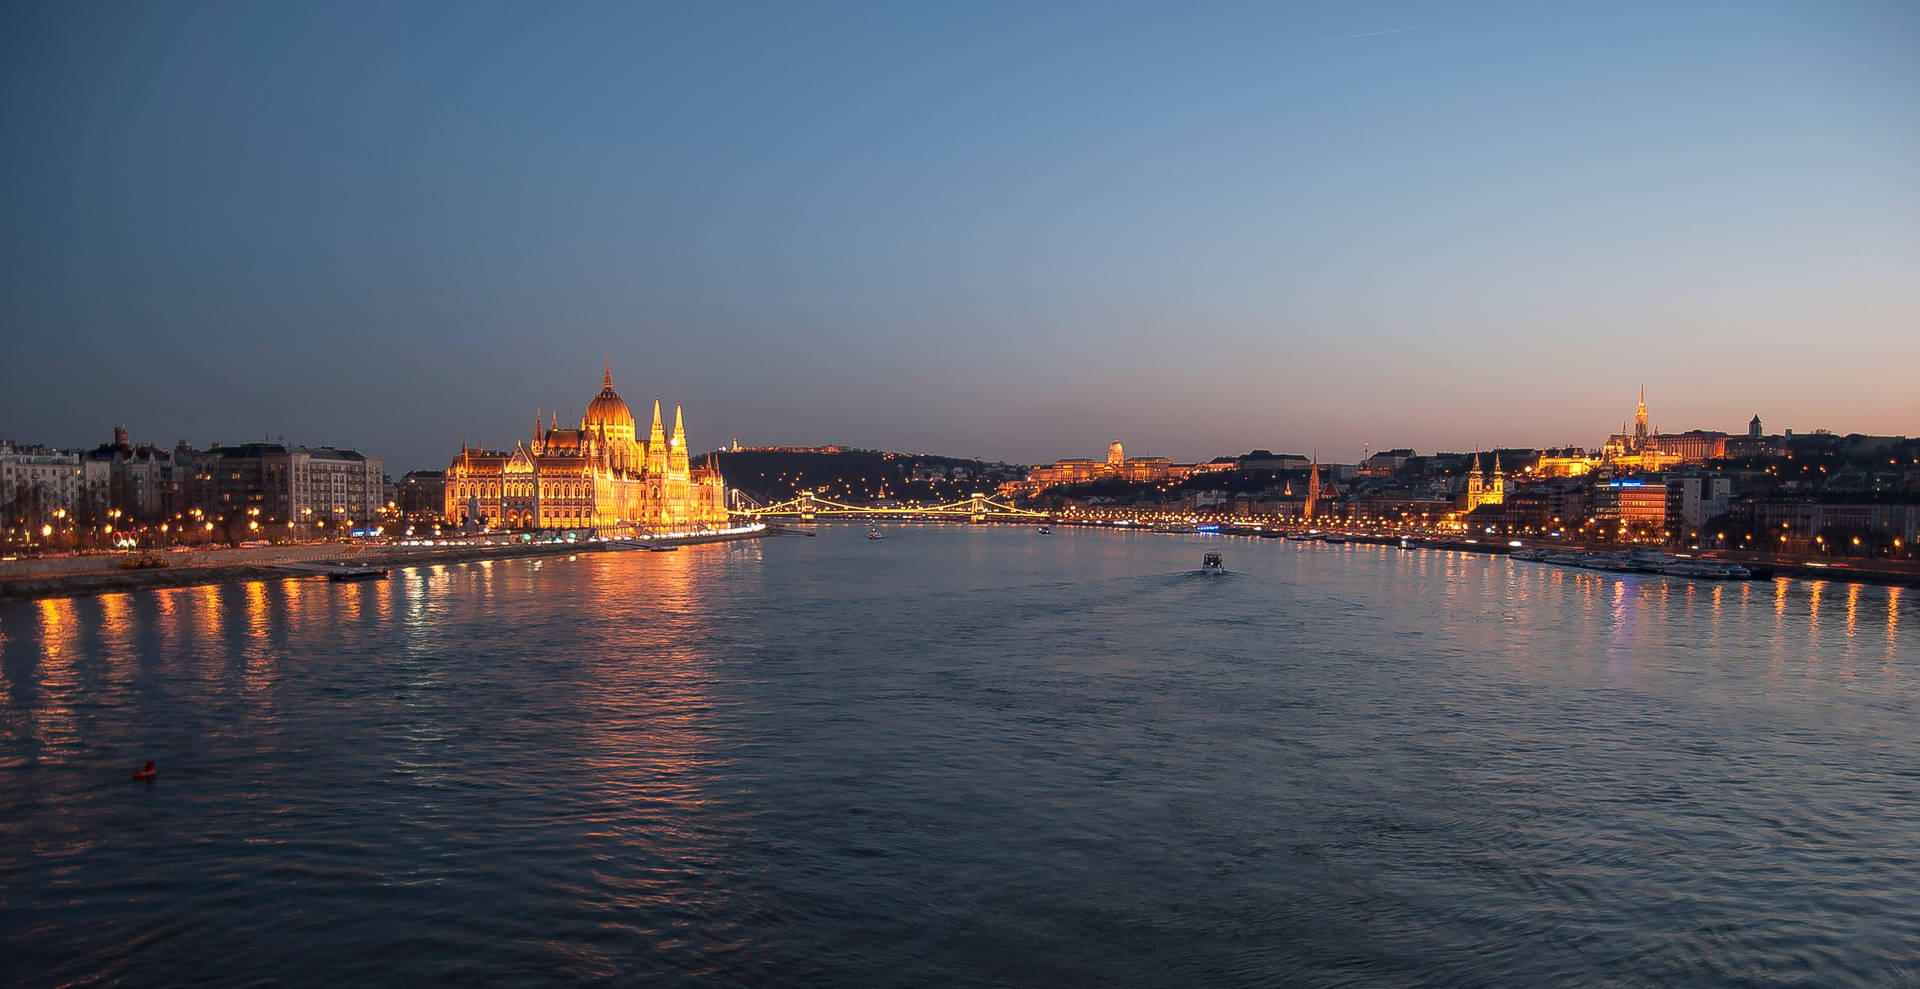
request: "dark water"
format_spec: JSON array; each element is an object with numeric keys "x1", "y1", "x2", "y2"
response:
[{"x1": 2, "y1": 527, "x2": 1916, "y2": 987}]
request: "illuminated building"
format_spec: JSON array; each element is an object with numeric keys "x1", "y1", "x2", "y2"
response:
[
  {"x1": 1533, "y1": 448, "x2": 1599, "y2": 478},
  {"x1": 1593, "y1": 479, "x2": 1670, "y2": 528},
  {"x1": 1305, "y1": 453, "x2": 1321, "y2": 518},
  {"x1": 1463, "y1": 452, "x2": 1506, "y2": 511},
  {"x1": 1600, "y1": 387, "x2": 1729, "y2": 469},
  {"x1": 443, "y1": 362, "x2": 729, "y2": 531},
  {"x1": 1010, "y1": 439, "x2": 1181, "y2": 495}
]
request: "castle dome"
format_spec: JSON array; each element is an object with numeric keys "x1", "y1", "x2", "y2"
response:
[{"x1": 583, "y1": 361, "x2": 636, "y2": 440}]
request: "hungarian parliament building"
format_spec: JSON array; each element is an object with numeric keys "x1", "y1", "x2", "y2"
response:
[{"x1": 445, "y1": 363, "x2": 730, "y2": 531}]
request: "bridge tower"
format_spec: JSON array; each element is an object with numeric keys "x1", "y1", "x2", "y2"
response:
[
  {"x1": 800, "y1": 490, "x2": 815, "y2": 521},
  {"x1": 971, "y1": 492, "x2": 986, "y2": 524}
]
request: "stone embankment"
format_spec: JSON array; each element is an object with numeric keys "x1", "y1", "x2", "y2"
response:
[{"x1": 0, "y1": 526, "x2": 772, "y2": 603}]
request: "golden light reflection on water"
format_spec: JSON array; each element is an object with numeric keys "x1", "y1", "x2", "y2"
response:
[
  {"x1": 99, "y1": 592, "x2": 134, "y2": 661},
  {"x1": 195, "y1": 582, "x2": 223, "y2": 642},
  {"x1": 29, "y1": 597, "x2": 82, "y2": 751},
  {"x1": 1488, "y1": 558, "x2": 1914, "y2": 682},
  {"x1": 574, "y1": 551, "x2": 720, "y2": 798},
  {"x1": 1889, "y1": 587, "x2": 1904, "y2": 669},
  {"x1": 336, "y1": 578, "x2": 362, "y2": 625},
  {"x1": 1807, "y1": 581, "x2": 1824, "y2": 653},
  {"x1": 242, "y1": 581, "x2": 276, "y2": 693},
  {"x1": 155, "y1": 587, "x2": 182, "y2": 658}
]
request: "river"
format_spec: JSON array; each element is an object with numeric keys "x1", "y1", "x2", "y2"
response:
[{"x1": 1, "y1": 525, "x2": 1914, "y2": 986}]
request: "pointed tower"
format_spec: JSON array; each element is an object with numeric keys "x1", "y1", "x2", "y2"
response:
[
  {"x1": 646, "y1": 398, "x2": 669, "y2": 477},
  {"x1": 532, "y1": 406, "x2": 544, "y2": 455},
  {"x1": 1491, "y1": 452, "x2": 1505, "y2": 504},
  {"x1": 1467, "y1": 452, "x2": 1484, "y2": 508},
  {"x1": 1305, "y1": 451, "x2": 1320, "y2": 520},
  {"x1": 1634, "y1": 386, "x2": 1650, "y2": 450},
  {"x1": 669, "y1": 405, "x2": 690, "y2": 480}
]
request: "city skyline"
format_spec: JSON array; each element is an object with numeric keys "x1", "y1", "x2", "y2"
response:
[
  {"x1": 0, "y1": 377, "x2": 1895, "y2": 475},
  {"x1": 4, "y1": 2, "x2": 1916, "y2": 469}
]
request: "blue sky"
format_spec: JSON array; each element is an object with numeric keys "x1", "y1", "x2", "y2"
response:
[{"x1": 3, "y1": 0, "x2": 1915, "y2": 470}]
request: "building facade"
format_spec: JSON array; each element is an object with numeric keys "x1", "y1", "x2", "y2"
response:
[
  {"x1": 443, "y1": 363, "x2": 729, "y2": 531},
  {"x1": 196, "y1": 441, "x2": 385, "y2": 526},
  {"x1": 1, "y1": 440, "x2": 84, "y2": 523}
]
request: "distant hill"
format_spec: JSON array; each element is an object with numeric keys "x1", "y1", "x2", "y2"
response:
[{"x1": 706, "y1": 449, "x2": 1027, "y2": 505}]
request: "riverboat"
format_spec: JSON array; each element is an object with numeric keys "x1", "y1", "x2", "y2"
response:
[
  {"x1": 1657, "y1": 559, "x2": 1752, "y2": 580},
  {"x1": 868, "y1": 526, "x2": 884, "y2": 541},
  {"x1": 328, "y1": 565, "x2": 389, "y2": 582},
  {"x1": 1203, "y1": 551, "x2": 1224, "y2": 570}
]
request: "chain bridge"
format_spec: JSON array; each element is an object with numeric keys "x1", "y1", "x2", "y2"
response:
[{"x1": 730, "y1": 490, "x2": 1048, "y2": 523}]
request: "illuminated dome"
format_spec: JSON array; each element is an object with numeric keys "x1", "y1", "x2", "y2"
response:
[
  {"x1": 1107, "y1": 439, "x2": 1125, "y2": 468},
  {"x1": 582, "y1": 361, "x2": 636, "y2": 443}
]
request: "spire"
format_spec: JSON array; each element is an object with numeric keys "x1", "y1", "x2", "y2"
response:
[
  {"x1": 604, "y1": 358, "x2": 613, "y2": 391},
  {"x1": 646, "y1": 398, "x2": 669, "y2": 477},
  {"x1": 671, "y1": 405, "x2": 685, "y2": 448}
]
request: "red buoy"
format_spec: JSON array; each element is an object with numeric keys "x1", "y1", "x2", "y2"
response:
[{"x1": 132, "y1": 761, "x2": 156, "y2": 782}]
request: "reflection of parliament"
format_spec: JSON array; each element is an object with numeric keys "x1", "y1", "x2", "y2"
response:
[{"x1": 444, "y1": 363, "x2": 729, "y2": 531}]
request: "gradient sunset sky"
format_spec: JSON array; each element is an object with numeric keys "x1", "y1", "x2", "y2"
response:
[{"x1": 4, "y1": 1, "x2": 1915, "y2": 470}]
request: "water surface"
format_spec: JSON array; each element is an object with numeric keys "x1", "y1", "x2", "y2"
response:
[{"x1": 2, "y1": 527, "x2": 1915, "y2": 986}]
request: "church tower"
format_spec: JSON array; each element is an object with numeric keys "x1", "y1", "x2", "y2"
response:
[
  {"x1": 644, "y1": 399, "x2": 668, "y2": 477},
  {"x1": 1633, "y1": 386, "x2": 1650, "y2": 451},
  {"x1": 1305, "y1": 452, "x2": 1321, "y2": 519},
  {"x1": 1749, "y1": 414, "x2": 1762, "y2": 440},
  {"x1": 669, "y1": 405, "x2": 690, "y2": 480}
]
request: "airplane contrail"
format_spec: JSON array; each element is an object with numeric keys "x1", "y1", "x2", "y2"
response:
[{"x1": 1319, "y1": 27, "x2": 1420, "y2": 42}]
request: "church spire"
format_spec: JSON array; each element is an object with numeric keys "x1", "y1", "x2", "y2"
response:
[
  {"x1": 647, "y1": 398, "x2": 669, "y2": 476},
  {"x1": 1305, "y1": 450, "x2": 1321, "y2": 520},
  {"x1": 604, "y1": 357, "x2": 613, "y2": 391},
  {"x1": 669, "y1": 404, "x2": 690, "y2": 480}
]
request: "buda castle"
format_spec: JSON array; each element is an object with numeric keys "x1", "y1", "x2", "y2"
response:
[{"x1": 445, "y1": 362, "x2": 730, "y2": 531}]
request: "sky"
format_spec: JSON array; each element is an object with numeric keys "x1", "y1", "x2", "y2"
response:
[{"x1": 3, "y1": 0, "x2": 1916, "y2": 471}]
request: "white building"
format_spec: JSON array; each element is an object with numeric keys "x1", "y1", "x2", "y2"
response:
[
  {"x1": 1666, "y1": 475, "x2": 1733, "y2": 533},
  {"x1": 1, "y1": 440, "x2": 84, "y2": 522}
]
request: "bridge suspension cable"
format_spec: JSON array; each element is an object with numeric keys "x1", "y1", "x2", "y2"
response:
[{"x1": 734, "y1": 490, "x2": 1047, "y2": 521}]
